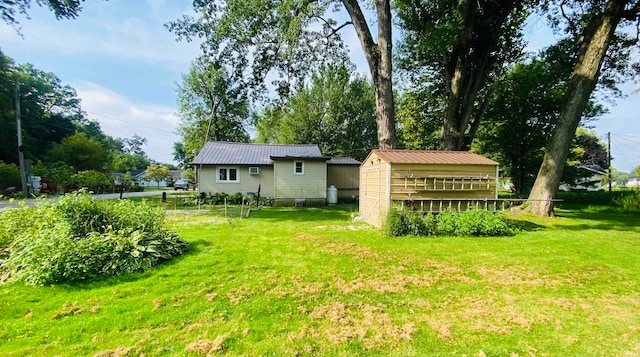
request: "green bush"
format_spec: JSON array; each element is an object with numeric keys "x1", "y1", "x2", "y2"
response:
[
  {"x1": 614, "y1": 190, "x2": 640, "y2": 210},
  {"x1": 386, "y1": 207, "x2": 515, "y2": 237},
  {"x1": 386, "y1": 208, "x2": 432, "y2": 237},
  {"x1": 0, "y1": 191, "x2": 189, "y2": 285},
  {"x1": 0, "y1": 161, "x2": 20, "y2": 190}
]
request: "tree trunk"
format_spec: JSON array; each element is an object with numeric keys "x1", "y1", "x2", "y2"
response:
[
  {"x1": 439, "y1": 0, "x2": 521, "y2": 151},
  {"x1": 525, "y1": 0, "x2": 626, "y2": 216},
  {"x1": 343, "y1": 0, "x2": 396, "y2": 149}
]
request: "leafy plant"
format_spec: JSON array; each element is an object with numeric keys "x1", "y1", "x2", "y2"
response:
[
  {"x1": 1, "y1": 190, "x2": 188, "y2": 285},
  {"x1": 387, "y1": 207, "x2": 515, "y2": 237}
]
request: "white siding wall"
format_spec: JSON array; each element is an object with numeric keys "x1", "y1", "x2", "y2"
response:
[
  {"x1": 197, "y1": 165, "x2": 275, "y2": 197},
  {"x1": 273, "y1": 160, "x2": 327, "y2": 199}
]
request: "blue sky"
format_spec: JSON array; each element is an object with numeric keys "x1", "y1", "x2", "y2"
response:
[{"x1": 0, "y1": 0, "x2": 638, "y2": 172}]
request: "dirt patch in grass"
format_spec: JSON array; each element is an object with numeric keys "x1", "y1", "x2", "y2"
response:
[
  {"x1": 291, "y1": 301, "x2": 415, "y2": 350},
  {"x1": 268, "y1": 275, "x2": 325, "y2": 299},
  {"x1": 93, "y1": 347, "x2": 133, "y2": 357},
  {"x1": 476, "y1": 265, "x2": 566, "y2": 287},
  {"x1": 185, "y1": 336, "x2": 226, "y2": 355},
  {"x1": 314, "y1": 225, "x2": 371, "y2": 231},
  {"x1": 51, "y1": 302, "x2": 85, "y2": 319}
]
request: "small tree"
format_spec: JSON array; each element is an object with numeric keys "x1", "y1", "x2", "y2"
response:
[{"x1": 144, "y1": 166, "x2": 170, "y2": 188}]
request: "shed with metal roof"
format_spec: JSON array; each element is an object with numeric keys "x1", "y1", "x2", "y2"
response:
[{"x1": 359, "y1": 149, "x2": 499, "y2": 228}]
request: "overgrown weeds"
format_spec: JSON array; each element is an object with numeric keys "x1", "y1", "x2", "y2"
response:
[
  {"x1": 0, "y1": 190, "x2": 188, "y2": 285},
  {"x1": 386, "y1": 208, "x2": 516, "y2": 237}
]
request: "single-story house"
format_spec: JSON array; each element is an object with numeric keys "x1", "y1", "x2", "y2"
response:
[
  {"x1": 193, "y1": 141, "x2": 360, "y2": 206},
  {"x1": 359, "y1": 149, "x2": 499, "y2": 228}
]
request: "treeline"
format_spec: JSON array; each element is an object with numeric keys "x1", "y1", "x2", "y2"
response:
[{"x1": 0, "y1": 50, "x2": 159, "y2": 192}]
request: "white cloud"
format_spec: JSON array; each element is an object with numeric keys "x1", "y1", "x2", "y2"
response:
[
  {"x1": 0, "y1": 1, "x2": 201, "y2": 68},
  {"x1": 76, "y1": 81, "x2": 180, "y2": 164}
]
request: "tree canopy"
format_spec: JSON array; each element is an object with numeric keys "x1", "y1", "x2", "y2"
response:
[
  {"x1": 253, "y1": 64, "x2": 377, "y2": 161},
  {"x1": 168, "y1": 0, "x2": 397, "y2": 149},
  {"x1": 175, "y1": 56, "x2": 250, "y2": 164}
]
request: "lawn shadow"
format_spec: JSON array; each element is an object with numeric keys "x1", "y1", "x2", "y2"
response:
[
  {"x1": 553, "y1": 209, "x2": 640, "y2": 232},
  {"x1": 509, "y1": 218, "x2": 547, "y2": 232},
  {"x1": 249, "y1": 206, "x2": 355, "y2": 223}
]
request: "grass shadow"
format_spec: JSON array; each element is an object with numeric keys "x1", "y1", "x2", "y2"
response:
[
  {"x1": 249, "y1": 206, "x2": 355, "y2": 223},
  {"x1": 553, "y1": 208, "x2": 640, "y2": 232}
]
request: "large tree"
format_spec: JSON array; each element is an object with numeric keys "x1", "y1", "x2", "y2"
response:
[
  {"x1": 167, "y1": 0, "x2": 397, "y2": 149},
  {"x1": 525, "y1": 0, "x2": 639, "y2": 216},
  {"x1": 0, "y1": 54, "x2": 85, "y2": 165},
  {"x1": 473, "y1": 40, "x2": 605, "y2": 194},
  {"x1": 397, "y1": 0, "x2": 533, "y2": 151},
  {"x1": 175, "y1": 56, "x2": 250, "y2": 162},
  {"x1": 253, "y1": 64, "x2": 378, "y2": 160}
]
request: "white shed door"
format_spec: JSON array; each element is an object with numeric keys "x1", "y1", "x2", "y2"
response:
[{"x1": 362, "y1": 167, "x2": 381, "y2": 227}]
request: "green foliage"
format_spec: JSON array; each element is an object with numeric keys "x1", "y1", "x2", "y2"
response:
[
  {"x1": 386, "y1": 208, "x2": 432, "y2": 237},
  {"x1": 436, "y1": 208, "x2": 515, "y2": 236},
  {"x1": 0, "y1": 191, "x2": 188, "y2": 285},
  {"x1": 253, "y1": 64, "x2": 378, "y2": 160},
  {"x1": 614, "y1": 191, "x2": 640, "y2": 211},
  {"x1": 144, "y1": 165, "x2": 170, "y2": 187},
  {"x1": 46, "y1": 132, "x2": 108, "y2": 172},
  {"x1": 0, "y1": 161, "x2": 20, "y2": 189},
  {"x1": 386, "y1": 208, "x2": 516, "y2": 237},
  {"x1": 74, "y1": 170, "x2": 113, "y2": 193},
  {"x1": 175, "y1": 56, "x2": 250, "y2": 163}
]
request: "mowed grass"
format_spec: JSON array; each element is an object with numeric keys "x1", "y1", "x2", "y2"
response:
[{"x1": 0, "y1": 206, "x2": 638, "y2": 356}]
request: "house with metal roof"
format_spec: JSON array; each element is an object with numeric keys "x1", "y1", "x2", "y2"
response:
[
  {"x1": 193, "y1": 141, "x2": 360, "y2": 206},
  {"x1": 359, "y1": 149, "x2": 499, "y2": 228}
]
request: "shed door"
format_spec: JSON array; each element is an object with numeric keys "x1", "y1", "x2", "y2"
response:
[{"x1": 362, "y1": 167, "x2": 381, "y2": 227}]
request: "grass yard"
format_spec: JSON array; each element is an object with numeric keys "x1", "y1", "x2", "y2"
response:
[{"x1": 0, "y1": 206, "x2": 638, "y2": 356}]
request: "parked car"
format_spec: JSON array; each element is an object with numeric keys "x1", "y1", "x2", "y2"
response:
[{"x1": 174, "y1": 178, "x2": 196, "y2": 191}]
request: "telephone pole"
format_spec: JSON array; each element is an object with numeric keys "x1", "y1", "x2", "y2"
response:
[{"x1": 15, "y1": 78, "x2": 28, "y2": 197}]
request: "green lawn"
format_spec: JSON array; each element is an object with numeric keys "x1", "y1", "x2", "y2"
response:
[{"x1": 0, "y1": 206, "x2": 638, "y2": 356}]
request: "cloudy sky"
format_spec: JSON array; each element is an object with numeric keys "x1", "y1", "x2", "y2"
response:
[{"x1": 0, "y1": 0, "x2": 637, "y2": 171}]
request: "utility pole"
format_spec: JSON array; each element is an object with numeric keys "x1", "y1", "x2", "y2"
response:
[
  {"x1": 607, "y1": 131, "x2": 612, "y2": 192},
  {"x1": 15, "y1": 78, "x2": 28, "y2": 197}
]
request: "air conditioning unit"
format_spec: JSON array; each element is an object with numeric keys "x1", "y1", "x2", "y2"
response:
[{"x1": 249, "y1": 167, "x2": 259, "y2": 175}]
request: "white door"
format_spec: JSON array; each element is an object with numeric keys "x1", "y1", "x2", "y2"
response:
[{"x1": 362, "y1": 167, "x2": 381, "y2": 227}]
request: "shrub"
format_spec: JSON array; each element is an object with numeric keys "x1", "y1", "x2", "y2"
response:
[
  {"x1": 386, "y1": 208, "x2": 433, "y2": 237},
  {"x1": 0, "y1": 161, "x2": 20, "y2": 190},
  {"x1": 614, "y1": 191, "x2": 640, "y2": 211},
  {"x1": 1, "y1": 191, "x2": 189, "y2": 285},
  {"x1": 387, "y1": 207, "x2": 515, "y2": 237}
]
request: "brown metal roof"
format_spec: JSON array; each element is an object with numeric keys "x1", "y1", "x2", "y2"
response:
[
  {"x1": 193, "y1": 141, "x2": 324, "y2": 165},
  {"x1": 370, "y1": 150, "x2": 498, "y2": 165}
]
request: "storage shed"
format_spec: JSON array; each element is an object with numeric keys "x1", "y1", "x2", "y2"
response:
[{"x1": 359, "y1": 150, "x2": 499, "y2": 228}]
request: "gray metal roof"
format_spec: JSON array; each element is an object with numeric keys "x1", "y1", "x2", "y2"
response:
[
  {"x1": 193, "y1": 141, "x2": 324, "y2": 165},
  {"x1": 327, "y1": 157, "x2": 361, "y2": 165}
]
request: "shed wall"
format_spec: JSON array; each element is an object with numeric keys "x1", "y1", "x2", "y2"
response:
[{"x1": 388, "y1": 163, "x2": 498, "y2": 201}]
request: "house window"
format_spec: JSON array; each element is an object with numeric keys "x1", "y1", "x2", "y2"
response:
[
  {"x1": 217, "y1": 167, "x2": 239, "y2": 183},
  {"x1": 294, "y1": 161, "x2": 304, "y2": 175}
]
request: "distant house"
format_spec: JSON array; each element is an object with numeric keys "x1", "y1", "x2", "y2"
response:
[
  {"x1": 193, "y1": 142, "x2": 329, "y2": 206},
  {"x1": 126, "y1": 169, "x2": 183, "y2": 188},
  {"x1": 359, "y1": 150, "x2": 499, "y2": 228},
  {"x1": 559, "y1": 165, "x2": 607, "y2": 192}
]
